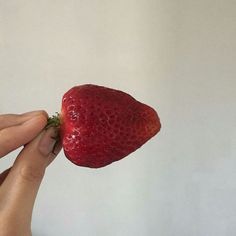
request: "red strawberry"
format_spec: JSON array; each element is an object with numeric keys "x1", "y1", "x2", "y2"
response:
[{"x1": 49, "y1": 84, "x2": 161, "y2": 168}]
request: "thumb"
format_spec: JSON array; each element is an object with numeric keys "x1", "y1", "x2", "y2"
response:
[{"x1": 0, "y1": 127, "x2": 61, "y2": 225}]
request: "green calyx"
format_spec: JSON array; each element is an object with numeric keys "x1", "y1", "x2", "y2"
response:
[
  {"x1": 46, "y1": 112, "x2": 61, "y2": 129},
  {"x1": 45, "y1": 112, "x2": 61, "y2": 155}
]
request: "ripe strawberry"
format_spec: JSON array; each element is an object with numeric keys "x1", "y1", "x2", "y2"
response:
[{"x1": 49, "y1": 84, "x2": 161, "y2": 168}]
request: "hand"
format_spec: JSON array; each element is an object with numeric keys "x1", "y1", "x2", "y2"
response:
[{"x1": 0, "y1": 111, "x2": 61, "y2": 236}]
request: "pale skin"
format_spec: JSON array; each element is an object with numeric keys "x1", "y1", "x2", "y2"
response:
[{"x1": 0, "y1": 110, "x2": 61, "y2": 236}]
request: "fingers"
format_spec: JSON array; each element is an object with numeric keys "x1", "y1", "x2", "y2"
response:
[
  {"x1": 0, "y1": 111, "x2": 46, "y2": 130},
  {"x1": 0, "y1": 111, "x2": 48, "y2": 158},
  {"x1": 0, "y1": 127, "x2": 61, "y2": 223}
]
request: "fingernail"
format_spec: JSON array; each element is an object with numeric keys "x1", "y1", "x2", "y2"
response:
[{"x1": 38, "y1": 127, "x2": 59, "y2": 156}]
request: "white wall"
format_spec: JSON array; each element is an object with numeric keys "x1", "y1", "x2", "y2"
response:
[{"x1": 0, "y1": 0, "x2": 235, "y2": 235}]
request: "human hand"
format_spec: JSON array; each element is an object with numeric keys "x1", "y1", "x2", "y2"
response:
[{"x1": 0, "y1": 111, "x2": 61, "y2": 236}]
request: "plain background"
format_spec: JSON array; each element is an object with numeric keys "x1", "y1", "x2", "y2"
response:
[{"x1": 0, "y1": 0, "x2": 235, "y2": 235}]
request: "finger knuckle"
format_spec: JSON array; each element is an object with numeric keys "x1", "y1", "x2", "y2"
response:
[{"x1": 19, "y1": 166, "x2": 45, "y2": 183}]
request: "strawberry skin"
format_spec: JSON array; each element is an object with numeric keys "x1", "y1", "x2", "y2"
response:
[{"x1": 60, "y1": 84, "x2": 161, "y2": 168}]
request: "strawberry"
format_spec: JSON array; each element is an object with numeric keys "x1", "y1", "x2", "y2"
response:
[{"x1": 49, "y1": 84, "x2": 161, "y2": 168}]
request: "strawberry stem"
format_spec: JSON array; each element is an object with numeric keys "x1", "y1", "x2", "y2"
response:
[
  {"x1": 46, "y1": 112, "x2": 61, "y2": 129},
  {"x1": 45, "y1": 112, "x2": 61, "y2": 154}
]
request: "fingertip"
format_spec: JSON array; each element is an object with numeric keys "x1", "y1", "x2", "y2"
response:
[
  {"x1": 38, "y1": 110, "x2": 48, "y2": 120},
  {"x1": 38, "y1": 127, "x2": 58, "y2": 156},
  {"x1": 25, "y1": 111, "x2": 48, "y2": 130},
  {"x1": 36, "y1": 110, "x2": 48, "y2": 125}
]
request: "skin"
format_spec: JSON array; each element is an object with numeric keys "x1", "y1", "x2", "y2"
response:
[{"x1": 0, "y1": 110, "x2": 61, "y2": 236}]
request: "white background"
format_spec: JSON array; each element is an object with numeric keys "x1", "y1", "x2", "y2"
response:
[{"x1": 0, "y1": 0, "x2": 235, "y2": 235}]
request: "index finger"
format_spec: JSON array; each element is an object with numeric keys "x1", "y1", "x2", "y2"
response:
[
  {"x1": 0, "y1": 111, "x2": 48, "y2": 158},
  {"x1": 0, "y1": 111, "x2": 44, "y2": 130}
]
